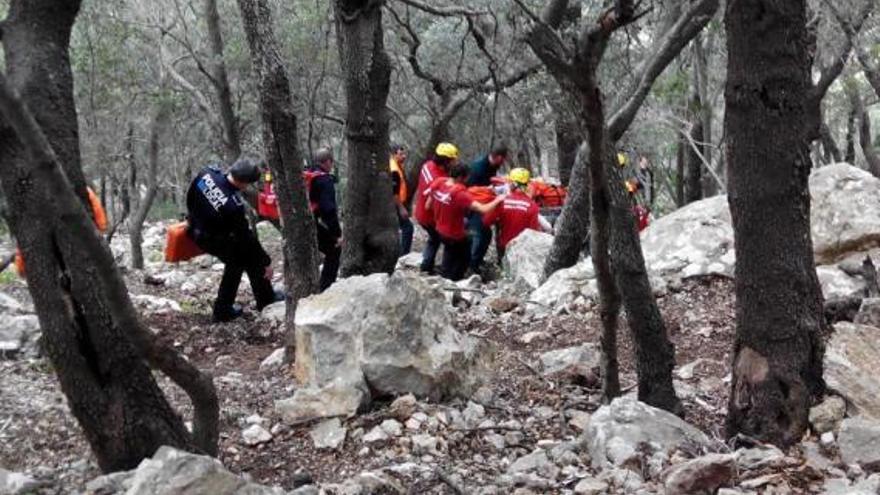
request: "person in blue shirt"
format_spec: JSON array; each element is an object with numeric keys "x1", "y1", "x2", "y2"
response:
[
  {"x1": 466, "y1": 143, "x2": 509, "y2": 277},
  {"x1": 307, "y1": 148, "x2": 342, "y2": 292},
  {"x1": 186, "y1": 157, "x2": 281, "y2": 322}
]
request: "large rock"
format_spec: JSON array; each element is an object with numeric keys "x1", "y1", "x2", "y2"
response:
[
  {"x1": 0, "y1": 314, "x2": 40, "y2": 358},
  {"x1": 809, "y1": 395, "x2": 847, "y2": 434},
  {"x1": 855, "y1": 298, "x2": 880, "y2": 327},
  {"x1": 285, "y1": 272, "x2": 490, "y2": 422},
  {"x1": 529, "y1": 258, "x2": 666, "y2": 308},
  {"x1": 539, "y1": 344, "x2": 600, "y2": 376},
  {"x1": 838, "y1": 418, "x2": 880, "y2": 470},
  {"x1": 817, "y1": 265, "x2": 866, "y2": 300},
  {"x1": 663, "y1": 453, "x2": 736, "y2": 495},
  {"x1": 583, "y1": 397, "x2": 710, "y2": 470},
  {"x1": 0, "y1": 292, "x2": 31, "y2": 314},
  {"x1": 810, "y1": 164, "x2": 880, "y2": 264},
  {"x1": 641, "y1": 195, "x2": 735, "y2": 280},
  {"x1": 530, "y1": 260, "x2": 596, "y2": 308},
  {"x1": 502, "y1": 230, "x2": 554, "y2": 291},
  {"x1": 260, "y1": 302, "x2": 286, "y2": 326},
  {"x1": 275, "y1": 379, "x2": 368, "y2": 424},
  {"x1": 0, "y1": 468, "x2": 40, "y2": 494},
  {"x1": 85, "y1": 446, "x2": 285, "y2": 494},
  {"x1": 825, "y1": 322, "x2": 880, "y2": 420}
]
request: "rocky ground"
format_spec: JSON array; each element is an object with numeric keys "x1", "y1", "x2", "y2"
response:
[{"x1": 3, "y1": 163, "x2": 880, "y2": 494}]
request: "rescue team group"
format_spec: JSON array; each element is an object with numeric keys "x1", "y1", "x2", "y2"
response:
[{"x1": 176, "y1": 142, "x2": 644, "y2": 323}]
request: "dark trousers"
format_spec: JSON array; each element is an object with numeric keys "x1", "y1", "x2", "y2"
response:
[
  {"x1": 467, "y1": 212, "x2": 492, "y2": 274},
  {"x1": 420, "y1": 224, "x2": 442, "y2": 274},
  {"x1": 399, "y1": 213, "x2": 414, "y2": 257},
  {"x1": 317, "y1": 224, "x2": 341, "y2": 292},
  {"x1": 193, "y1": 233, "x2": 274, "y2": 318},
  {"x1": 441, "y1": 236, "x2": 471, "y2": 281}
]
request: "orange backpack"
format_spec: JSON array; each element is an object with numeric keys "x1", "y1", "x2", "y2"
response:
[{"x1": 164, "y1": 221, "x2": 205, "y2": 262}]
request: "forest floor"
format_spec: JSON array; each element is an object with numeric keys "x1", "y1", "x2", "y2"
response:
[{"x1": 0, "y1": 229, "x2": 827, "y2": 493}]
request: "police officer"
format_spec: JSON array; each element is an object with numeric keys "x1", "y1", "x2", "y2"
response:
[{"x1": 186, "y1": 156, "x2": 280, "y2": 322}]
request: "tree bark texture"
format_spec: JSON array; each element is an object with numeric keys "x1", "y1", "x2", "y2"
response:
[
  {"x1": 854, "y1": 89, "x2": 880, "y2": 177},
  {"x1": 819, "y1": 122, "x2": 842, "y2": 164},
  {"x1": 725, "y1": 0, "x2": 826, "y2": 447},
  {"x1": 130, "y1": 104, "x2": 170, "y2": 269},
  {"x1": 542, "y1": 141, "x2": 589, "y2": 278},
  {"x1": 0, "y1": 0, "x2": 218, "y2": 471},
  {"x1": 335, "y1": 0, "x2": 399, "y2": 276},
  {"x1": 237, "y1": 0, "x2": 320, "y2": 352},
  {"x1": 106, "y1": 125, "x2": 134, "y2": 243},
  {"x1": 205, "y1": 0, "x2": 242, "y2": 164},
  {"x1": 555, "y1": 114, "x2": 580, "y2": 186}
]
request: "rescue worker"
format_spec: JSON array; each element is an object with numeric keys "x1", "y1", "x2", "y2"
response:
[
  {"x1": 466, "y1": 143, "x2": 509, "y2": 276},
  {"x1": 389, "y1": 143, "x2": 413, "y2": 257},
  {"x1": 427, "y1": 162, "x2": 506, "y2": 281},
  {"x1": 308, "y1": 147, "x2": 342, "y2": 292},
  {"x1": 413, "y1": 142, "x2": 459, "y2": 274},
  {"x1": 186, "y1": 157, "x2": 280, "y2": 322},
  {"x1": 483, "y1": 168, "x2": 551, "y2": 259}
]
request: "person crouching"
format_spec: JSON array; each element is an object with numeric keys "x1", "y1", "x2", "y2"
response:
[{"x1": 186, "y1": 156, "x2": 281, "y2": 322}]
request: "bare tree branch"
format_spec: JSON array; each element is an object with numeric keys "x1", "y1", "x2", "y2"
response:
[
  {"x1": 394, "y1": 0, "x2": 487, "y2": 17},
  {"x1": 608, "y1": 0, "x2": 719, "y2": 140},
  {"x1": 815, "y1": 0, "x2": 877, "y2": 100}
]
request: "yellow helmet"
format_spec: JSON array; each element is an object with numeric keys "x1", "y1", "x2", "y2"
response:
[
  {"x1": 435, "y1": 142, "x2": 460, "y2": 160},
  {"x1": 617, "y1": 152, "x2": 628, "y2": 167},
  {"x1": 509, "y1": 167, "x2": 531, "y2": 185}
]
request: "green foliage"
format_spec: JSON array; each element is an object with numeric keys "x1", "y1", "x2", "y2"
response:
[
  {"x1": 0, "y1": 268, "x2": 17, "y2": 286},
  {"x1": 652, "y1": 70, "x2": 689, "y2": 105}
]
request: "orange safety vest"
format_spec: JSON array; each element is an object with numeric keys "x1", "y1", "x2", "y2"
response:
[
  {"x1": 15, "y1": 186, "x2": 108, "y2": 277},
  {"x1": 389, "y1": 157, "x2": 408, "y2": 204}
]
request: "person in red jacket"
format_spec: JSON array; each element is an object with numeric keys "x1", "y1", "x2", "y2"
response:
[
  {"x1": 413, "y1": 142, "x2": 459, "y2": 274},
  {"x1": 483, "y1": 168, "x2": 550, "y2": 258},
  {"x1": 426, "y1": 162, "x2": 506, "y2": 281}
]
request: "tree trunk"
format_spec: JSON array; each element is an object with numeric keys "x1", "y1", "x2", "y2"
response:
[
  {"x1": 335, "y1": 0, "x2": 398, "y2": 276},
  {"x1": 237, "y1": 0, "x2": 320, "y2": 354},
  {"x1": 130, "y1": 104, "x2": 169, "y2": 270},
  {"x1": 844, "y1": 84, "x2": 858, "y2": 164},
  {"x1": 0, "y1": 0, "x2": 217, "y2": 471},
  {"x1": 695, "y1": 32, "x2": 716, "y2": 197},
  {"x1": 856, "y1": 91, "x2": 880, "y2": 177},
  {"x1": 205, "y1": 0, "x2": 241, "y2": 164},
  {"x1": 542, "y1": 142, "x2": 589, "y2": 278},
  {"x1": 555, "y1": 114, "x2": 580, "y2": 186},
  {"x1": 676, "y1": 134, "x2": 686, "y2": 206},
  {"x1": 725, "y1": 0, "x2": 826, "y2": 447},
  {"x1": 819, "y1": 122, "x2": 842, "y2": 164},
  {"x1": 685, "y1": 118, "x2": 704, "y2": 204},
  {"x1": 581, "y1": 103, "x2": 622, "y2": 403},
  {"x1": 604, "y1": 148, "x2": 680, "y2": 412}
]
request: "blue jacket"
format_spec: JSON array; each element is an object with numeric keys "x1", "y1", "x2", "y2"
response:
[{"x1": 466, "y1": 154, "x2": 500, "y2": 187}]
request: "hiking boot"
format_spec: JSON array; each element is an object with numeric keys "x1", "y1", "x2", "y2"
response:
[{"x1": 213, "y1": 303, "x2": 244, "y2": 323}]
